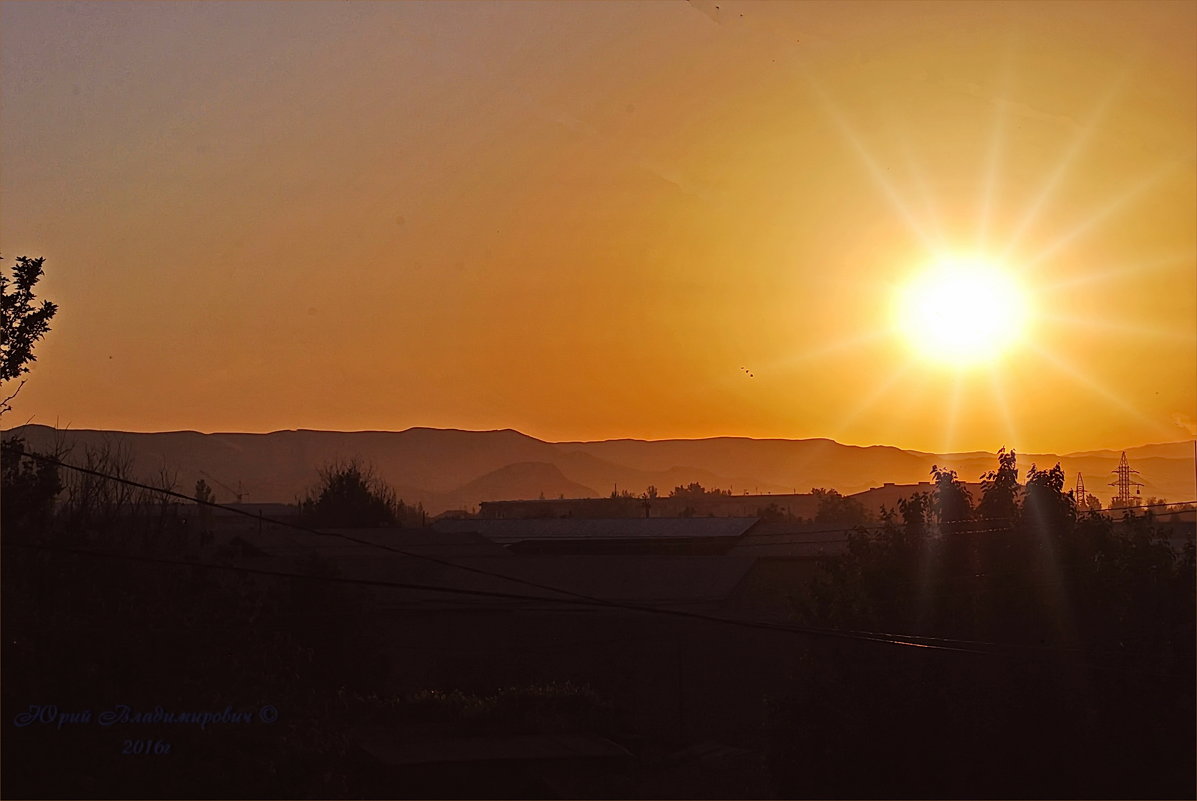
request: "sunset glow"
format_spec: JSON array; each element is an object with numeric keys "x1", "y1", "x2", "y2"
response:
[
  {"x1": 4, "y1": 6, "x2": 1194, "y2": 796},
  {"x1": 0, "y1": 0, "x2": 1193, "y2": 454}
]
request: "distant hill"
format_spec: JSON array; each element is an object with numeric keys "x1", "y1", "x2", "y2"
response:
[
  {"x1": 4, "y1": 425, "x2": 1193, "y2": 514},
  {"x1": 442, "y1": 462, "x2": 597, "y2": 510},
  {"x1": 1062, "y1": 442, "x2": 1197, "y2": 461},
  {"x1": 567, "y1": 437, "x2": 931, "y2": 495}
]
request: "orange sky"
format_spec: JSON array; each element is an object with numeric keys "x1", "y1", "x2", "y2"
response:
[{"x1": 2, "y1": 0, "x2": 1194, "y2": 453}]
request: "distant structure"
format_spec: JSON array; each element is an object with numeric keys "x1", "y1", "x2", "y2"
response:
[
  {"x1": 201, "y1": 471, "x2": 249, "y2": 504},
  {"x1": 481, "y1": 492, "x2": 821, "y2": 520},
  {"x1": 1074, "y1": 473, "x2": 1086, "y2": 507},
  {"x1": 1108, "y1": 452, "x2": 1143, "y2": 508}
]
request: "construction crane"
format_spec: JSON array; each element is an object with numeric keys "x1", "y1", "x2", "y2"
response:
[{"x1": 199, "y1": 471, "x2": 249, "y2": 504}]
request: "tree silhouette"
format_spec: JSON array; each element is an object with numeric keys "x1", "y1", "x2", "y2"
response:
[
  {"x1": 194, "y1": 479, "x2": 214, "y2": 505},
  {"x1": 1023, "y1": 462, "x2": 1073, "y2": 534},
  {"x1": 300, "y1": 459, "x2": 399, "y2": 527},
  {"x1": 895, "y1": 490, "x2": 933, "y2": 540},
  {"x1": 977, "y1": 446, "x2": 1019, "y2": 523},
  {"x1": 930, "y1": 465, "x2": 973, "y2": 528},
  {"x1": 811, "y1": 487, "x2": 870, "y2": 527},
  {"x1": 1, "y1": 255, "x2": 58, "y2": 415},
  {"x1": 0, "y1": 437, "x2": 62, "y2": 538},
  {"x1": 756, "y1": 501, "x2": 790, "y2": 522},
  {"x1": 668, "y1": 481, "x2": 731, "y2": 499}
]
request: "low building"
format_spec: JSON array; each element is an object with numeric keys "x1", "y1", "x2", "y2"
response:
[
  {"x1": 481, "y1": 494, "x2": 819, "y2": 520},
  {"x1": 849, "y1": 481, "x2": 985, "y2": 516},
  {"x1": 432, "y1": 516, "x2": 761, "y2": 554}
]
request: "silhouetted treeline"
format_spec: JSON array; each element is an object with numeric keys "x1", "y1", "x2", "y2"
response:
[
  {"x1": 668, "y1": 481, "x2": 733, "y2": 499},
  {"x1": 773, "y1": 451, "x2": 1195, "y2": 799}
]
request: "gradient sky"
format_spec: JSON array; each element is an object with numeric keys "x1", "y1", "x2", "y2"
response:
[{"x1": 2, "y1": 0, "x2": 1194, "y2": 453}]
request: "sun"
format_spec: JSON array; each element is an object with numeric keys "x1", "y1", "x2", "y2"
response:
[{"x1": 895, "y1": 255, "x2": 1031, "y2": 368}]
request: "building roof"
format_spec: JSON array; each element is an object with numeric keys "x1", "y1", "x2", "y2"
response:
[
  {"x1": 726, "y1": 527, "x2": 851, "y2": 558},
  {"x1": 849, "y1": 481, "x2": 985, "y2": 513},
  {"x1": 219, "y1": 518, "x2": 764, "y2": 611},
  {"x1": 369, "y1": 555, "x2": 759, "y2": 611},
  {"x1": 218, "y1": 526, "x2": 511, "y2": 583},
  {"x1": 431, "y1": 517, "x2": 760, "y2": 544}
]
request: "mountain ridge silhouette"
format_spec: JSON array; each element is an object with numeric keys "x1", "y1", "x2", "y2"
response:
[{"x1": 4, "y1": 424, "x2": 1192, "y2": 514}]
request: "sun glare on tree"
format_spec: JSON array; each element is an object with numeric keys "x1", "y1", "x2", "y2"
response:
[{"x1": 895, "y1": 255, "x2": 1031, "y2": 369}]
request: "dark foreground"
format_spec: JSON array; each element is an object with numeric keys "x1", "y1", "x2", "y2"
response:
[
  {"x1": 3, "y1": 541, "x2": 1193, "y2": 799},
  {"x1": 3, "y1": 448, "x2": 1194, "y2": 799}
]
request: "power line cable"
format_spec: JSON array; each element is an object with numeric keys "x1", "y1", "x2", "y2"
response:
[
  {"x1": 2, "y1": 538, "x2": 995, "y2": 654},
  {"x1": 8, "y1": 449, "x2": 1192, "y2": 675},
  {"x1": 13, "y1": 450, "x2": 648, "y2": 611},
  {"x1": 5, "y1": 539, "x2": 1189, "y2": 679}
]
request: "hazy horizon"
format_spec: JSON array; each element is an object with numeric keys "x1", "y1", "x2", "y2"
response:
[
  {"x1": 9, "y1": 416, "x2": 1197, "y2": 459},
  {"x1": 3, "y1": 0, "x2": 1195, "y2": 455},
  {"x1": 7, "y1": 418, "x2": 1193, "y2": 457}
]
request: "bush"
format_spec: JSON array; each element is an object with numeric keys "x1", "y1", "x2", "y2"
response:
[
  {"x1": 299, "y1": 459, "x2": 399, "y2": 528},
  {"x1": 0, "y1": 437, "x2": 62, "y2": 539}
]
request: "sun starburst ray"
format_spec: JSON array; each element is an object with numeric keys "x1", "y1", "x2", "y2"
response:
[
  {"x1": 805, "y1": 76, "x2": 942, "y2": 251},
  {"x1": 1039, "y1": 252, "x2": 1193, "y2": 293},
  {"x1": 898, "y1": 132, "x2": 947, "y2": 248},
  {"x1": 986, "y1": 365, "x2": 1021, "y2": 450},
  {"x1": 1024, "y1": 342, "x2": 1178, "y2": 439},
  {"x1": 975, "y1": 45, "x2": 1018, "y2": 250},
  {"x1": 1000, "y1": 74, "x2": 1128, "y2": 261},
  {"x1": 776, "y1": 326, "x2": 895, "y2": 371},
  {"x1": 1019, "y1": 155, "x2": 1194, "y2": 272},
  {"x1": 939, "y1": 373, "x2": 967, "y2": 455},
  {"x1": 1036, "y1": 312, "x2": 1197, "y2": 344},
  {"x1": 826, "y1": 361, "x2": 918, "y2": 444}
]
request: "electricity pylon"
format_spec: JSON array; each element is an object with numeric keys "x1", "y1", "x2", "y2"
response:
[{"x1": 1108, "y1": 452, "x2": 1143, "y2": 508}]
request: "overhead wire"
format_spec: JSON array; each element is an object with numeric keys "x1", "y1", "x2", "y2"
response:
[
  {"x1": 4, "y1": 538, "x2": 1188, "y2": 679},
  {"x1": 3, "y1": 538, "x2": 998, "y2": 655},
  {"x1": 5, "y1": 448, "x2": 1192, "y2": 676}
]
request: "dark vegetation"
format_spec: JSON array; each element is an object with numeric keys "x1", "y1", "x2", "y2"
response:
[
  {"x1": 1, "y1": 255, "x2": 58, "y2": 415},
  {"x1": 668, "y1": 481, "x2": 733, "y2": 499},
  {"x1": 1, "y1": 441, "x2": 605, "y2": 798},
  {"x1": 755, "y1": 486, "x2": 872, "y2": 524},
  {"x1": 776, "y1": 453, "x2": 1195, "y2": 799},
  {"x1": 4, "y1": 439, "x2": 1192, "y2": 798},
  {"x1": 298, "y1": 458, "x2": 425, "y2": 528}
]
